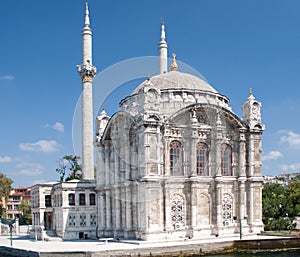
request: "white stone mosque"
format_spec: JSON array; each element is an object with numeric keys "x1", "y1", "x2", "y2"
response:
[{"x1": 30, "y1": 4, "x2": 265, "y2": 241}]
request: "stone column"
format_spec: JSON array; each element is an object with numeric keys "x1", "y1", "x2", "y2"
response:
[
  {"x1": 105, "y1": 144, "x2": 110, "y2": 186},
  {"x1": 165, "y1": 186, "x2": 172, "y2": 230},
  {"x1": 239, "y1": 132, "x2": 246, "y2": 177},
  {"x1": 132, "y1": 184, "x2": 138, "y2": 230},
  {"x1": 215, "y1": 180, "x2": 223, "y2": 227},
  {"x1": 238, "y1": 179, "x2": 246, "y2": 221},
  {"x1": 106, "y1": 190, "x2": 111, "y2": 230},
  {"x1": 126, "y1": 186, "x2": 132, "y2": 230},
  {"x1": 164, "y1": 138, "x2": 170, "y2": 176},
  {"x1": 98, "y1": 146, "x2": 105, "y2": 186},
  {"x1": 215, "y1": 131, "x2": 222, "y2": 177},
  {"x1": 115, "y1": 188, "x2": 121, "y2": 230},
  {"x1": 114, "y1": 148, "x2": 119, "y2": 184},
  {"x1": 248, "y1": 185, "x2": 254, "y2": 230},
  {"x1": 130, "y1": 136, "x2": 137, "y2": 179},
  {"x1": 191, "y1": 184, "x2": 197, "y2": 228},
  {"x1": 190, "y1": 129, "x2": 197, "y2": 176},
  {"x1": 99, "y1": 193, "x2": 106, "y2": 230},
  {"x1": 248, "y1": 134, "x2": 254, "y2": 177},
  {"x1": 121, "y1": 187, "x2": 126, "y2": 229}
]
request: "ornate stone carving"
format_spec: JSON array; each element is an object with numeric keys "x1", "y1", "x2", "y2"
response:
[
  {"x1": 77, "y1": 61, "x2": 97, "y2": 82},
  {"x1": 170, "y1": 194, "x2": 185, "y2": 229},
  {"x1": 222, "y1": 193, "x2": 233, "y2": 222}
]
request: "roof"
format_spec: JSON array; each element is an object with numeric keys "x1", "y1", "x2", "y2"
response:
[{"x1": 132, "y1": 70, "x2": 217, "y2": 95}]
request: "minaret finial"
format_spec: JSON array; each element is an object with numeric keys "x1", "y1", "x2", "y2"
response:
[
  {"x1": 160, "y1": 19, "x2": 166, "y2": 42},
  {"x1": 85, "y1": 2, "x2": 90, "y2": 27},
  {"x1": 171, "y1": 53, "x2": 178, "y2": 71},
  {"x1": 248, "y1": 87, "x2": 254, "y2": 100},
  {"x1": 158, "y1": 20, "x2": 168, "y2": 74}
]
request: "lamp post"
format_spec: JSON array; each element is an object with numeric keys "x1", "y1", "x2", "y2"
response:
[
  {"x1": 0, "y1": 218, "x2": 16, "y2": 246},
  {"x1": 234, "y1": 216, "x2": 247, "y2": 240}
]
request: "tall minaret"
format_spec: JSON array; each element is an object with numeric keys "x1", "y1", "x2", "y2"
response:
[
  {"x1": 77, "y1": 3, "x2": 96, "y2": 180},
  {"x1": 158, "y1": 21, "x2": 168, "y2": 74}
]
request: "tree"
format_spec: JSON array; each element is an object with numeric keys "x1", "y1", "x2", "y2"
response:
[
  {"x1": 56, "y1": 155, "x2": 82, "y2": 182},
  {"x1": 19, "y1": 200, "x2": 32, "y2": 225},
  {"x1": 0, "y1": 173, "x2": 13, "y2": 217},
  {"x1": 262, "y1": 182, "x2": 298, "y2": 231}
]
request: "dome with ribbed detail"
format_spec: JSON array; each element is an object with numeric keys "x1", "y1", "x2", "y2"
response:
[{"x1": 132, "y1": 70, "x2": 217, "y2": 95}]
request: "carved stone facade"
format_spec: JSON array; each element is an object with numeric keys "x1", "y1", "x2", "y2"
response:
[
  {"x1": 95, "y1": 71, "x2": 265, "y2": 240},
  {"x1": 30, "y1": 5, "x2": 265, "y2": 241}
]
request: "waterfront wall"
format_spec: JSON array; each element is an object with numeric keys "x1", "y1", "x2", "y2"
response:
[{"x1": 0, "y1": 238, "x2": 300, "y2": 257}]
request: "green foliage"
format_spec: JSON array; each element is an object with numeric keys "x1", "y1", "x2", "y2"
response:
[
  {"x1": 0, "y1": 173, "x2": 13, "y2": 200},
  {"x1": 18, "y1": 200, "x2": 32, "y2": 225},
  {"x1": 56, "y1": 155, "x2": 82, "y2": 182},
  {"x1": 0, "y1": 173, "x2": 13, "y2": 217},
  {"x1": 263, "y1": 182, "x2": 300, "y2": 231}
]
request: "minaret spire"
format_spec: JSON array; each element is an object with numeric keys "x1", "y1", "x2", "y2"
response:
[
  {"x1": 158, "y1": 20, "x2": 168, "y2": 74},
  {"x1": 84, "y1": 2, "x2": 90, "y2": 27},
  {"x1": 77, "y1": 3, "x2": 97, "y2": 180}
]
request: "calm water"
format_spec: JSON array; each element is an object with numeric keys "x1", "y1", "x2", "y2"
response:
[
  {"x1": 1, "y1": 251, "x2": 300, "y2": 257},
  {"x1": 211, "y1": 250, "x2": 300, "y2": 257}
]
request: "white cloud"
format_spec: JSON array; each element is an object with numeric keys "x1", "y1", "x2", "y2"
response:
[
  {"x1": 19, "y1": 140, "x2": 60, "y2": 153},
  {"x1": 16, "y1": 162, "x2": 44, "y2": 176},
  {"x1": 280, "y1": 130, "x2": 300, "y2": 147},
  {"x1": 262, "y1": 151, "x2": 283, "y2": 161},
  {"x1": 53, "y1": 122, "x2": 64, "y2": 133},
  {"x1": 0, "y1": 75, "x2": 14, "y2": 81},
  {"x1": 43, "y1": 122, "x2": 64, "y2": 133},
  {"x1": 0, "y1": 156, "x2": 13, "y2": 163},
  {"x1": 281, "y1": 163, "x2": 300, "y2": 172},
  {"x1": 32, "y1": 179, "x2": 47, "y2": 185}
]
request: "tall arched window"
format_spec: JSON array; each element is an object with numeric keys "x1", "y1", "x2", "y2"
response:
[
  {"x1": 170, "y1": 140, "x2": 183, "y2": 176},
  {"x1": 221, "y1": 144, "x2": 232, "y2": 176},
  {"x1": 196, "y1": 142, "x2": 209, "y2": 176}
]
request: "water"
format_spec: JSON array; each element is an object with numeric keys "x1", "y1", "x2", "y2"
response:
[
  {"x1": 211, "y1": 250, "x2": 300, "y2": 257},
  {"x1": 0, "y1": 250, "x2": 300, "y2": 257}
]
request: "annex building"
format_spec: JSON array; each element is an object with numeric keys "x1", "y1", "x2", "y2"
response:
[{"x1": 30, "y1": 4, "x2": 265, "y2": 241}]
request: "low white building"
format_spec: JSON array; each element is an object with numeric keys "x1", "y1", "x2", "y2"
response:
[{"x1": 31, "y1": 180, "x2": 96, "y2": 240}]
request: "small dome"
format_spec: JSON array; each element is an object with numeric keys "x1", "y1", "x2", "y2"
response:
[{"x1": 132, "y1": 71, "x2": 217, "y2": 95}]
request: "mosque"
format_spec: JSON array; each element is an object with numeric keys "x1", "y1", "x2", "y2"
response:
[{"x1": 30, "y1": 4, "x2": 265, "y2": 241}]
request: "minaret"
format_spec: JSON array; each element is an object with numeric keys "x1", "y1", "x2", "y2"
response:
[
  {"x1": 77, "y1": 3, "x2": 96, "y2": 180},
  {"x1": 158, "y1": 20, "x2": 168, "y2": 74}
]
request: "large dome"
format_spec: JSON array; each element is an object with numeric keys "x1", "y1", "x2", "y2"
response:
[{"x1": 132, "y1": 70, "x2": 217, "y2": 95}]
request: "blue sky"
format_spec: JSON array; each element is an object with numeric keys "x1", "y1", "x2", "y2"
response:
[{"x1": 1, "y1": 0, "x2": 300, "y2": 187}]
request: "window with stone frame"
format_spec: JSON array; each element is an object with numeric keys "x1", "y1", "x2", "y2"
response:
[
  {"x1": 89, "y1": 193, "x2": 96, "y2": 205},
  {"x1": 90, "y1": 214, "x2": 96, "y2": 226},
  {"x1": 68, "y1": 214, "x2": 76, "y2": 227},
  {"x1": 68, "y1": 193, "x2": 75, "y2": 206},
  {"x1": 196, "y1": 142, "x2": 209, "y2": 176},
  {"x1": 80, "y1": 214, "x2": 86, "y2": 226},
  {"x1": 170, "y1": 140, "x2": 183, "y2": 176},
  {"x1": 222, "y1": 193, "x2": 233, "y2": 222},
  {"x1": 79, "y1": 193, "x2": 86, "y2": 206},
  {"x1": 45, "y1": 195, "x2": 51, "y2": 207},
  {"x1": 221, "y1": 144, "x2": 232, "y2": 176}
]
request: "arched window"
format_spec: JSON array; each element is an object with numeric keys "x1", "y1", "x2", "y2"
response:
[
  {"x1": 221, "y1": 144, "x2": 232, "y2": 176},
  {"x1": 196, "y1": 142, "x2": 209, "y2": 176},
  {"x1": 79, "y1": 193, "x2": 86, "y2": 206},
  {"x1": 170, "y1": 140, "x2": 183, "y2": 176},
  {"x1": 68, "y1": 193, "x2": 75, "y2": 206},
  {"x1": 89, "y1": 193, "x2": 96, "y2": 205}
]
